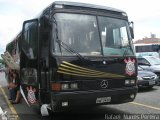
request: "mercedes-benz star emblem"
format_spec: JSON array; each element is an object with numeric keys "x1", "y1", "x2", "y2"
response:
[{"x1": 100, "y1": 80, "x2": 108, "y2": 88}]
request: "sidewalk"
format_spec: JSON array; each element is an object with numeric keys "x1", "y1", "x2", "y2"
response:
[
  {"x1": 0, "y1": 72, "x2": 20, "y2": 120},
  {"x1": 0, "y1": 72, "x2": 12, "y2": 114}
]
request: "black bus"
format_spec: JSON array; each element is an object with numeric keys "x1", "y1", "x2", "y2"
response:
[{"x1": 7, "y1": 1, "x2": 137, "y2": 113}]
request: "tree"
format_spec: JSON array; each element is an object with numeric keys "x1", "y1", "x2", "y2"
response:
[{"x1": 0, "y1": 58, "x2": 5, "y2": 64}]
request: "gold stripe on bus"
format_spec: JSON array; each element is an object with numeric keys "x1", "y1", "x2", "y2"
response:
[
  {"x1": 59, "y1": 61, "x2": 124, "y2": 78},
  {"x1": 61, "y1": 61, "x2": 121, "y2": 76},
  {"x1": 58, "y1": 67, "x2": 124, "y2": 78},
  {"x1": 57, "y1": 70, "x2": 122, "y2": 78},
  {"x1": 58, "y1": 67, "x2": 109, "y2": 77},
  {"x1": 62, "y1": 61, "x2": 107, "y2": 73},
  {"x1": 58, "y1": 68, "x2": 124, "y2": 78},
  {"x1": 59, "y1": 64, "x2": 107, "y2": 75}
]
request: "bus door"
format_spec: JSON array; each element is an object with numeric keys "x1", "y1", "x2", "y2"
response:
[
  {"x1": 20, "y1": 19, "x2": 39, "y2": 106},
  {"x1": 38, "y1": 16, "x2": 51, "y2": 104}
]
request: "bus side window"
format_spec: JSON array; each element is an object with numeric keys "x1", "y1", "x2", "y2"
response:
[{"x1": 23, "y1": 21, "x2": 38, "y2": 59}]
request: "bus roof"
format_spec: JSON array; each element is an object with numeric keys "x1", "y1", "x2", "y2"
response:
[{"x1": 53, "y1": 1, "x2": 125, "y2": 13}]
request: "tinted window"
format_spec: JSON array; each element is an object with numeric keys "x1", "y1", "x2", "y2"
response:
[
  {"x1": 23, "y1": 21, "x2": 38, "y2": 59},
  {"x1": 98, "y1": 16, "x2": 134, "y2": 56},
  {"x1": 54, "y1": 13, "x2": 101, "y2": 56}
]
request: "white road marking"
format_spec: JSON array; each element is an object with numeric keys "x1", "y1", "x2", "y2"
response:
[{"x1": 130, "y1": 102, "x2": 160, "y2": 111}]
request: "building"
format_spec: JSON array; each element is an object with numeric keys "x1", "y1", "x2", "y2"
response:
[{"x1": 134, "y1": 37, "x2": 160, "y2": 44}]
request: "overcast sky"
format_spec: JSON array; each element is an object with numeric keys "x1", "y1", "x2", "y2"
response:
[{"x1": 0, "y1": 0, "x2": 160, "y2": 56}]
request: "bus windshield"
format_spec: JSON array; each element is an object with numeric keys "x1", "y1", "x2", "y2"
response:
[{"x1": 53, "y1": 13, "x2": 134, "y2": 56}]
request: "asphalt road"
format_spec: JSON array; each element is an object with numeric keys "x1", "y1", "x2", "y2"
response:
[{"x1": 0, "y1": 72, "x2": 160, "y2": 120}]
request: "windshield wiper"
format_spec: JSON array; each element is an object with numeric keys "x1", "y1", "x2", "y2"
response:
[
  {"x1": 56, "y1": 39, "x2": 87, "y2": 61},
  {"x1": 121, "y1": 45, "x2": 130, "y2": 57},
  {"x1": 52, "y1": 17, "x2": 87, "y2": 61},
  {"x1": 123, "y1": 45, "x2": 132, "y2": 58},
  {"x1": 123, "y1": 37, "x2": 135, "y2": 57}
]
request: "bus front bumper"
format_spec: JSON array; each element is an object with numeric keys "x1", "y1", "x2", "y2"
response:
[{"x1": 51, "y1": 86, "x2": 138, "y2": 112}]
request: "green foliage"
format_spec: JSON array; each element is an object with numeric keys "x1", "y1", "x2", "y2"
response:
[{"x1": 0, "y1": 58, "x2": 5, "y2": 64}]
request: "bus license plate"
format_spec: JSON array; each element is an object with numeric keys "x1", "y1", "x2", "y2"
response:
[{"x1": 96, "y1": 97, "x2": 111, "y2": 104}]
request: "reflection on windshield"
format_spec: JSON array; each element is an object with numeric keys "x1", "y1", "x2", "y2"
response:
[
  {"x1": 54, "y1": 13, "x2": 101, "y2": 56},
  {"x1": 53, "y1": 13, "x2": 134, "y2": 56},
  {"x1": 98, "y1": 16, "x2": 133, "y2": 56}
]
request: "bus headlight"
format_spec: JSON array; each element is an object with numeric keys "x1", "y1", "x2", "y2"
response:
[
  {"x1": 70, "y1": 83, "x2": 78, "y2": 89},
  {"x1": 125, "y1": 80, "x2": 136, "y2": 86},
  {"x1": 125, "y1": 80, "x2": 130, "y2": 85},
  {"x1": 61, "y1": 84, "x2": 69, "y2": 90},
  {"x1": 51, "y1": 82, "x2": 78, "y2": 91},
  {"x1": 131, "y1": 80, "x2": 135, "y2": 84}
]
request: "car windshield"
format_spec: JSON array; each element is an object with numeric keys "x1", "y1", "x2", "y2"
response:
[
  {"x1": 53, "y1": 13, "x2": 134, "y2": 56},
  {"x1": 145, "y1": 57, "x2": 160, "y2": 65}
]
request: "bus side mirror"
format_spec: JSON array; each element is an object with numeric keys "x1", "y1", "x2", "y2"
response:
[
  {"x1": 130, "y1": 27, "x2": 134, "y2": 39},
  {"x1": 129, "y1": 21, "x2": 134, "y2": 39}
]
